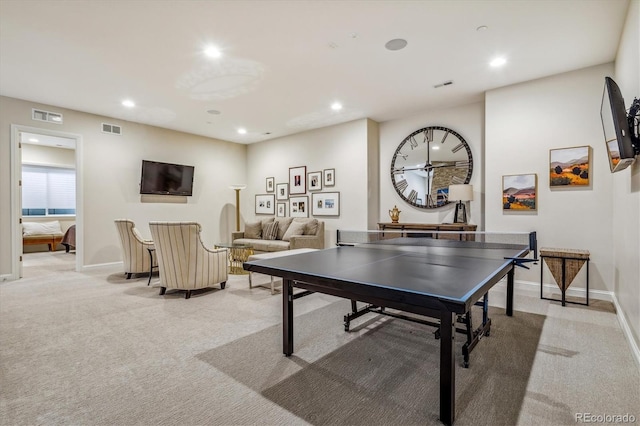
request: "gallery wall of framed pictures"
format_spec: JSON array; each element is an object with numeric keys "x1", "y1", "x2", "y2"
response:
[{"x1": 257, "y1": 166, "x2": 340, "y2": 217}]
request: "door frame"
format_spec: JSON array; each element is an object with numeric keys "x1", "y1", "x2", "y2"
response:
[{"x1": 10, "y1": 124, "x2": 84, "y2": 278}]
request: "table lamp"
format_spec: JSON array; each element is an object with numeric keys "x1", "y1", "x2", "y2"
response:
[
  {"x1": 448, "y1": 184, "x2": 473, "y2": 224},
  {"x1": 229, "y1": 184, "x2": 247, "y2": 231}
]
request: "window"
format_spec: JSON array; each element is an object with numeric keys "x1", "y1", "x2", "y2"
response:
[{"x1": 22, "y1": 165, "x2": 76, "y2": 216}]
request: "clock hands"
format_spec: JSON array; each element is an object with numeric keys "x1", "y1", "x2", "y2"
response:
[{"x1": 392, "y1": 162, "x2": 457, "y2": 174}]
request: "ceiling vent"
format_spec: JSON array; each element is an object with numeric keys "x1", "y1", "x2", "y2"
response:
[
  {"x1": 102, "y1": 123, "x2": 122, "y2": 135},
  {"x1": 32, "y1": 108, "x2": 63, "y2": 124},
  {"x1": 434, "y1": 80, "x2": 454, "y2": 88}
]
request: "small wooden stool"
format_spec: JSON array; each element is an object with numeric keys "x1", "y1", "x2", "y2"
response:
[{"x1": 540, "y1": 247, "x2": 590, "y2": 306}]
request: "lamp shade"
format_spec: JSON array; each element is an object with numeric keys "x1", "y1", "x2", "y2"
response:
[{"x1": 448, "y1": 184, "x2": 473, "y2": 202}]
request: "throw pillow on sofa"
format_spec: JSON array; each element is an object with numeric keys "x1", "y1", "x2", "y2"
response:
[
  {"x1": 275, "y1": 218, "x2": 293, "y2": 240},
  {"x1": 244, "y1": 221, "x2": 263, "y2": 239},
  {"x1": 263, "y1": 221, "x2": 279, "y2": 240},
  {"x1": 282, "y1": 220, "x2": 306, "y2": 241},
  {"x1": 303, "y1": 219, "x2": 319, "y2": 235}
]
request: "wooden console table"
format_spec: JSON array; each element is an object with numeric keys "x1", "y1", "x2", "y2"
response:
[{"x1": 377, "y1": 223, "x2": 477, "y2": 241}]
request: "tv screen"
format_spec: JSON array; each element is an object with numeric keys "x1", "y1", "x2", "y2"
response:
[
  {"x1": 140, "y1": 160, "x2": 194, "y2": 196},
  {"x1": 600, "y1": 77, "x2": 636, "y2": 173}
]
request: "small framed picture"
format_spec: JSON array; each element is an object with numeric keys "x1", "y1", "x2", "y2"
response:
[
  {"x1": 289, "y1": 166, "x2": 306, "y2": 195},
  {"x1": 312, "y1": 192, "x2": 340, "y2": 216},
  {"x1": 308, "y1": 171, "x2": 322, "y2": 191},
  {"x1": 549, "y1": 146, "x2": 591, "y2": 187},
  {"x1": 502, "y1": 174, "x2": 537, "y2": 211},
  {"x1": 276, "y1": 183, "x2": 289, "y2": 200},
  {"x1": 323, "y1": 168, "x2": 335, "y2": 187},
  {"x1": 289, "y1": 196, "x2": 309, "y2": 218},
  {"x1": 276, "y1": 202, "x2": 287, "y2": 217},
  {"x1": 255, "y1": 194, "x2": 275, "y2": 215},
  {"x1": 266, "y1": 177, "x2": 275, "y2": 192}
]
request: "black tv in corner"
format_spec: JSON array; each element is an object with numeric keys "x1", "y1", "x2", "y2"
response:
[
  {"x1": 140, "y1": 160, "x2": 194, "y2": 196},
  {"x1": 600, "y1": 77, "x2": 639, "y2": 173}
]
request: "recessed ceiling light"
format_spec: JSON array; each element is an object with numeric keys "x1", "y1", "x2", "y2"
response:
[
  {"x1": 237, "y1": 128, "x2": 247, "y2": 134},
  {"x1": 385, "y1": 39, "x2": 407, "y2": 51},
  {"x1": 28, "y1": 138, "x2": 38, "y2": 142},
  {"x1": 432, "y1": 146, "x2": 440, "y2": 150},
  {"x1": 490, "y1": 57, "x2": 507, "y2": 67},
  {"x1": 207, "y1": 109, "x2": 221, "y2": 115},
  {"x1": 204, "y1": 46, "x2": 222, "y2": 58},
  {"x1": 122, "y1": 99, "x2": 135, "y2": 108},
  {"x1": 476, "y1": 25, "x2": 488, "y2": 31},
  {"x1": 331, "y1": 102, "x2": 343, "y2": 111}
]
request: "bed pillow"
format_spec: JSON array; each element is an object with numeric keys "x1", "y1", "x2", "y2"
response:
[{"x1": 22, "y1": 221, "x2": 62, "y2": 236}]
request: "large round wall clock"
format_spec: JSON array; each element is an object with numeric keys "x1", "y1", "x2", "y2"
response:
[{"x1": 390, "y1": 126, "x2": 473, "y2": 209}]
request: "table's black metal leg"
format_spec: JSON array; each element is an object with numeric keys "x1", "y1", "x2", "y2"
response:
[
  {"x1": 147, "y1": 249, "x2": 154, "y2": 286},
  {"x1": 506, "y1": 268, "x2": 514, "y2": 317},
  {"x1": 561, "y1": 258, "x2": 566, "y2": 307},
  {"x1": 586, "y1": 259, "x2": 589, "y2": 306},
  {"x1": 283, "y1": 279, "x2": 294, "y2": 356},
  {"x1": 439, "y1": 310, "x2": 455, "y2": 426}
]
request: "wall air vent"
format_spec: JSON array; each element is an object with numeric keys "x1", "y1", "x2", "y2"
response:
[
  {"x1": 433, "y1": 80, "x2": 454, "y2": 89},
  {"x1": 102, "y1": 123, "x2": 122, "y2": 135},
  {"x1": 32, "y1": 108, "x2": 63, "y2": 124}
]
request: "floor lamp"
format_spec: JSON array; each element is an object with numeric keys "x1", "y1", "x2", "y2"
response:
[
  {"x1": 448, "y1": 184, "x2": 473, "y2": 224},
  {"x1": 229, "y1": 184, "x2": 246, "y2": 231}
]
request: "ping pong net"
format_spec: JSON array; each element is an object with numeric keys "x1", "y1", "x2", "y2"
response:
[{"x1": 337, "y1": 229, "x2": 537, "y2": 260}]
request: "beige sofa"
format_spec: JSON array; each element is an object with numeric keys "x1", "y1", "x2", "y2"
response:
[{"x1": 232, "y1": 217, "x2": 325, "y2": 253}]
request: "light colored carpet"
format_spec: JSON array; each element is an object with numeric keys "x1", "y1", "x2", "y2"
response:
[{"x1": 0, "y1": 252, "x2": 638, "y2": 425}]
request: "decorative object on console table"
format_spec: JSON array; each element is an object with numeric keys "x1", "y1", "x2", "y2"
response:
[
  {"x1": 549, "y1": 146, "x2": 591, "y2": 187},
  {"x1": 229, "y1": 184, "x2": 247, "y2": 231},
  {"x1": 266, "y1": 177, "x2": 274, "y2": 192},
  {"x1": 255, "y1": 194, "x2": 275, "y2": 215},
  {"x1": 377, "y1": 222, "x2": 477, "y2": 241},
  {"x1": 289, "y1": 166, "x2": 306, "y2": 195},
  {"x1": 389, "y1": 205, "x2": 401, "y2": 223},
  {"x1": 448, "y1": 184, "x2": 473, "y2": 223},
  {"x1": 323, "y1": 168, "x2": 335, "y2": 186},
  {"x1": 289, "y1": 196, "x2": 309, "y2": 218},
  {"x1": 540, "y1": 247, "x2": 590, "y2": 306},
  {"x1": 276, "y1": 183, "x2": 288, "y2": 200},
  {"x1": 307, "y1": 171, "x2": 322, "y2": 191},
  {"x1": 311, "y1": 192, "x2": 340, "y2": 216},
  {"x1": 502, "y1": 174, "x2": 537, "y2": 211}
]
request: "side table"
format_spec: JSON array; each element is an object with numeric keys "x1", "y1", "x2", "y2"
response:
[
  {"x1": 147, "y1": 247, "x2": 158, "y2": 286},
  {"x1": 540, "y1": 247, "x2": 590, "y2": 306},
  {"x1": 215, "y1": 243, "x2": 254, "y2": 275}
]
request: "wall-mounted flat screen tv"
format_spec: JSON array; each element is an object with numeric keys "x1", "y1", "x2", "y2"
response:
[
  {"x1": 140, "y1": 160, "x2": 194, "y2": 196},
  {"x1": 600, "y1": 77, "x2": 637, "y2": 173}
]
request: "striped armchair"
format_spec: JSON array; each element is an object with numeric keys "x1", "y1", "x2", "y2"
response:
[
  {"x1": 114, "y1": 219, "x2": 157, "y2": 280},
  {"x1": 149, "y1": 221, "x2": 228, "y2": 299}
]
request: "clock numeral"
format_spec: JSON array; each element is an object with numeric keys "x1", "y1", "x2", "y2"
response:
[
  {"x1": 409, "y1": 136, "x2": 418, "y2": 149},
  {"x1": 408, "y1": 190, "x2": 418, "y2": 202},
  {"x1": 440, "y1": 131, "x2": 449, "y2": 144},
  {"x1": 451, "y1": 176, "x2": 465, "y2": 184},
  {"x1": 455, "y1": 161, "x2": 470, "y2": 168},
  {"x1": 423, "y1": 128, "x2": 434, "y2": 143},
  {"x1": 451, "y1": 143, "x2": 464, "y2": 153},
  {"x1": 396, "y1": 179, "x2": 408, "y2": 192}
]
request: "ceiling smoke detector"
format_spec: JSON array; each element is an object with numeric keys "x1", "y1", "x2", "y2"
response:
[{"x1": 385, "y1": 39, "x2": 407, "y2": 51}]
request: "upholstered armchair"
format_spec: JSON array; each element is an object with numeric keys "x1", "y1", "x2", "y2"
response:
[
  {"x1": 149, "y1": 221, "x2": 228, "y2": 299},
  {"x1": 114, "y1": 219, "x2": 158, "y2": 281}
]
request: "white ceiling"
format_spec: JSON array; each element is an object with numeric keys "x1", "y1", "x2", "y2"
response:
[{"x1": 0, "y1": 0, "x2": 630, "y2": 144}]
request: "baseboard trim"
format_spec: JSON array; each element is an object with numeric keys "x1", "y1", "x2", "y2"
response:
[
  {"x1": 611, "y1": 293, "x2": 640, "y2": 368},
  {"x1": 81, "y1": 261, "x2": 122, "y2": 271},
  {"x1": 0, "y1": 274, "x2": 14, "y2": 282}
]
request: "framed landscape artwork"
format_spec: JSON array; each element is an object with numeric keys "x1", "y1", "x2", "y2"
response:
[
  {"x1": 502, "y1": 174, "x2": 537, "y2": 211},
  {"x1": 312, "y1": 192, "x2": 340, "y2": 216},
  {"x1": 323, "y1": 168, "x2": 335, "y2": 186},
  {"x1": 255, "y1": 194, "x2": 275, "y2": 215},
  {"x1": 549, "y1": 146, "x2": 591, "y2": 187},
  {"x1": 276, "y1": 183, "x2": 288, "y2": 200},
  {"x1": 289, "y1": 196, "x2": 308, "y2": 218},
  {"x1": 289, "y1": 166, "x2": 306, "y2": 195},
  {"x1": 266, "y1": 177, "x2": 275, "y2": 192},
  {"x1": 276, "y1": 202, "x2": 287, "y2": 217},
  {"x1": 308, "y1": 171, "x2": 322, "y2": 191}
]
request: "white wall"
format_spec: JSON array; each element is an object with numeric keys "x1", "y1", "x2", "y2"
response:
[
  {"x1": 0, "y1": 96, "x2": 247, "y2": 273},
  {"x1": 613, "y1": 0, "x2": 640, "y2": 350},
  {"x1": 379, "y1": 102, "x2": 484, "y2": 226},
  {"x1": 485, "y1": 63, "x2": 615, "y2": 292},
  {"x1": 246, "y1": 118, "x2": 375, "y2": 247}
]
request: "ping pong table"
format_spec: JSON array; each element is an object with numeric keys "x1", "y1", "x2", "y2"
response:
[{"x1": 243, "y1": 231, "x2": 535, "y2": 425}]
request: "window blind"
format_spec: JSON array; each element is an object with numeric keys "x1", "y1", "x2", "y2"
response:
[{"x1": 22, "y1": 165, "x2": 76, "y2": 215}]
